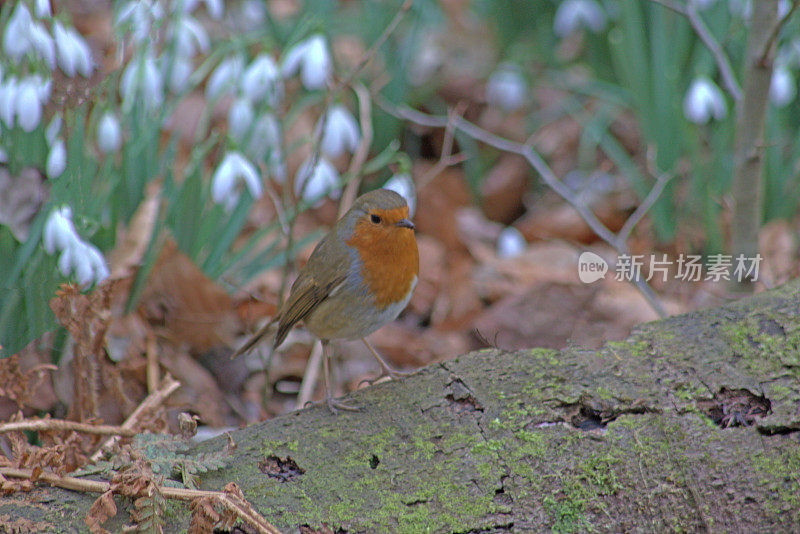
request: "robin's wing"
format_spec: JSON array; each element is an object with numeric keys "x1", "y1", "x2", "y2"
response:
[
  {"x1": 231, "y1": 231, "x2": 351, "y2": 358},
  {"x1": 273, "y1": 231, "x2": 351, "y2": 347},
  {"x1": 272, "y1": 268, "x2": 347, "y2": 348}
]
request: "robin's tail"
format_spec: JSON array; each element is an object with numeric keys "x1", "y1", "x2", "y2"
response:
[{"x1": 230, "y1": 316, "x2": 279, "y2": 359}]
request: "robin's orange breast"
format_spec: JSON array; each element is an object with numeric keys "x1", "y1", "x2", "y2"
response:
[{"x1": 345, "y1": 208, "x2": 419, "y2": 309}]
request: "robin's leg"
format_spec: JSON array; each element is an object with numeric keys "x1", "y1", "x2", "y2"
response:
[
  {"x1": 359, "y1": 338, "x2": 413, "y2": 387},
  {"x1": 321, "y1": 340, "x2": 361, "y2": 414}
]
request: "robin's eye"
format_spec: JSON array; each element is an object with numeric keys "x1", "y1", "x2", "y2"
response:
[{"x1": 370, "y1": 214, "x2": 382, "y2": 224}]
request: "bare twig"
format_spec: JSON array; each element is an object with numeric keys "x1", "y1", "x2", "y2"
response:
[
  {"x1": 331, "y1": 0, "x2": 413, "y2": 95},
  {"x1": 649, "y1": 0, "x2": 743, "y2": 101},
  {"x1": 145, "y1": 334, "x2": 159, "y2": 394},
  {"x1": 262, "y1": 177, "x2": 290, "y2": 235},
  {"x1": 686, "y1": 2, "x2": 743, "y2": 101},
  {"x1": 338, "y1": 83, "x2": 375, "y2": 217},
  {"x1": 617, "y1": 170, "x2": 674, "y2": 243},
  {"x1": 417, "y1": 101, "x2": 470, "y2": 191},
  {"x1": 0, "y1": 467, "x2": 282, "y2": 534},
  {"x1": 759, "y1": 0, "x2": 799, "y2": 65},
  {"x1": 90, "y1": 374, "x2": 180, "y2": 462},
  {"x1": 377, "y1": 97, "x2": 669, "y2": 317},
  {"x1": 0, "y1": 419, "x2": 137, "y2": 437},
  {"x1": 296, "y1": 340, "x2": 323, "y2": 410}
]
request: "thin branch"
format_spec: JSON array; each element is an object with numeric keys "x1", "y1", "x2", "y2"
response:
[
  {"x1": 417, "y1": 101, "x2": 470, "y2": 190},
  {"x1": 262, "y1": 177, "x2": 290, "y2": 235},
  {"x1": 759, "y1": 0, "x2": 799, "y2": 65},
  {"x1": 296, "y1": 340, "x2": 323, "y2": 410},
  {"x1": 0, "y1": 419, "x2": 137, "y2": 437},
  {"x1": 331, "y1": 0, "x2": 413, "y2": 95},
  {"x1": 377, "y1": 97, "x2": 669, "y2": 318},
  {"x1": 686, "y1": 2, "x2": 743, "y2": 101},
  {"x1": 0, "y1": 467, "x2": 282, "y2": 534},
  {"x1": 145, "y1": 333, "x2": 159, "y2": 394},
  {"x1": 649, "y1": 0, "x2": 743, "y2": 101},
  {"x1": 90, "y1": 374, "x2": 180, "y2": 462},
  {"x1": 338, "y1": 82, "x2": 375, "y2": 217},
  {"x1": 617, "y1": 170, "x2": 674, "y2": 243}
]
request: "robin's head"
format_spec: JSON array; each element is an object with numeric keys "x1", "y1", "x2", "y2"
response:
[{"x1": 339, "y1": 189, "x2": 415, "y2": 237}]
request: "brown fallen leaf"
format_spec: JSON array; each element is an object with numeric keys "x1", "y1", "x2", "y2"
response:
[
  {"x1": 139, "y1": 239, "x2": 237, "y2": 352},
  {"x1": 480, "y1": 154, "x2": 529, "y2": 224}
]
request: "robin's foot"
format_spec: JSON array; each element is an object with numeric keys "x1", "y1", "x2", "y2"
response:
[
  {"x1": 358, "y1": 364, "x2": 413, "y2": 388},
  {"x1": 326, "y1": 396, "x2": 361, "y2": 414},
  {"x1": 360, "y1": 338, "x2": 414, "y2": 387}
]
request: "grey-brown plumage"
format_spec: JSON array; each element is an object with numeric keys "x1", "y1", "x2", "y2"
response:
[{"x1": 231, "y1": 189, "x2": 414, "y2": 359}]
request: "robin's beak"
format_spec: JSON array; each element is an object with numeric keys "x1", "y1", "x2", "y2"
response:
[{"x1": 396, "y1": 218, "x2": 415, "y2": 230}]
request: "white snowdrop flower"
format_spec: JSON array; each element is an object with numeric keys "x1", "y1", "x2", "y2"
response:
[
  {"x1": 408, "y1": 33, "x2": 443, "y2": 86},
  {"x1": 43, "y1": 206, "x2": 78, "y2": 254},
  {"x1": 281, "y1": 34, "x2": 331, "y2": 90},
  {"x1": 779, "y1": 0, "x2": 791, "y2": 19},
  {"x1": 383, "y1": 173, "x2": 416, "y2": 216},
  {"x1": 181, "y1": 0, "x2": 200, "y2": 12},
  {"x1": 206, "y1": 55, "x2": 244, "y2": 100},
  {"x1": 116, "y1": 0, "x2": 164, "y2": 44},
  {"x1": 15, "y1": 78, "x2": 43, "y2": 132},
  {"x1": 235, "y1": 1, "x2": 267, "y2": 31},
  {"x1": 29, "y1": 22, "x2": 56, "y2": 70},
  {"x1": 44, "y1": 206, "x2": 109, "y2": 286},
  {"x1": 228, "y1": 97, "x2": 254, "y2": 142},
  {"x1": 32, "y1": 74, "x2": 52, "y2": 101},
  {"x1": 683, "y1": 76, "x2": 727, "y2": 124},
  {"x1": 46, "y1": 139, "x2": 67, "y2": 179},
  {"x1": 58, "y1": 241, "x2": 94, "y2": 286},
  {"x1": 72, "y1": 244, "x2": 96, "y2": 286},
  {"x1": 203, "y1": 0, "x2": 224, "y2": 19},
  {"x1": 294, "y1": 157, "x2": 340, "y2": 205},
  {"x1": 97, "y1": 112, "x2": 122, "y2": 153},
  {"x1": 54, "y1": 22, "x2": 94, "y2": 78},
  {"x1": 35, "y1": 0, "x2": 52, "y2": 18},
  {"x1": 320, "y1": 105, "x2": 360, "y2": 158},
  {"x1": 486, "y1": 63, "x2": 528, "y2": 112},
  {"x1": 0, "y1": 147, "x2": 7, "y2": 163},
  {"x1": 173, "y1": 15, "x2": 209, "y2": 58},
  {"x1": 57, "y1": 245, "x2": 75, "y2": 278},
  {"x1": 73, "y1": 241, "x2": 110, "y2": 285},
  {"x1": 120, "y1": 54, "x2": 164, "y2": 110},
  {"x1": 770, "y1": 66, "x2": 796, "y2": 107},
  {"x1": 46, "y1": 114, "x2": 62, "y2": 145},
  {"x1": 553, "y1": 0, "x2": 607, "y2": 37},
  {"x1": 242, "y1": 54, "x2": 283, "y2": 106},
  {"x1": 0, "y1": 77, "x2": 18, "y2": 128},
  {"x1": 497, "y1": 227, "x2": 527, "y2": 259},
  {"x1": 212, "y1": 151, "x2": 262, "y2": 211},
  {"x1": 3, "y1": 3, "x2": 32, "y2": 62},
  {"x1": 168, "y1": 55, "x2": 194, "y2": 93},
  {"x1": 246, "y1": 113, "x2": 284, "y2": 181}
]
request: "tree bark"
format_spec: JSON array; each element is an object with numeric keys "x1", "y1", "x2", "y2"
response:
[{"x1": 3, "y1": 281, "x2": 800, "y2": 533}]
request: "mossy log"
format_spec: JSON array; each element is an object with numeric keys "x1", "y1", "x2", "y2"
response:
[{"x1": 3, "y1": 281, "x2": 800, "y2": 533}]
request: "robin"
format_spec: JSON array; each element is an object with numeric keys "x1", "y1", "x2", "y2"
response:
[{"x1": 232, "y1": 189, "x2": 419, "y2": 413}]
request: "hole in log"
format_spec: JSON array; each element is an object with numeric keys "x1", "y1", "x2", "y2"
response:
[
  {"x1": 258, "y1": 455, "x2": 305, "y2": 482},
  {"x1": 696, "y1": 387, "x2": 771, "y2": 429}
]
